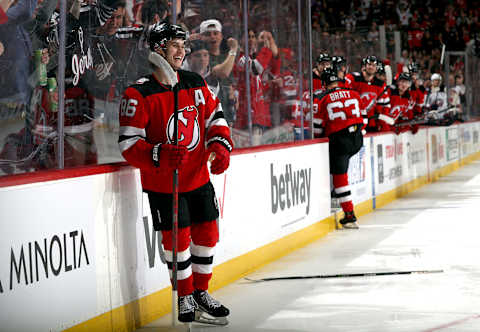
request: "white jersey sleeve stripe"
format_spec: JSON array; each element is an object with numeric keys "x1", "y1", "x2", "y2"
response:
[
  {"x1": 119, "y1": 136, "x2": 144, "y2": 153},
  {"x1": 205, "y1": 103, "x2": 223, "y2": 129},
  {"x1": 119, "y1": 126, "x2": 146, "y2": 137}
]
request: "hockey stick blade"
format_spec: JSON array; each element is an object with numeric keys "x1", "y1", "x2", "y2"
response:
[{"x1": 245, "y1": 269, "x2": 444, "y2": 282}]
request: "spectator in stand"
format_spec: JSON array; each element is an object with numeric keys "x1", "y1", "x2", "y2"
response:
[
  {"x1": 0, "y1": 0, "x2": 15, "y2": 24},
  {"x1": 233, "y1": 28, "x2": 279, "y2": 145},
  {"x1": 140, "y1": 0, "x2": 168, "y2": 25},
  {"x1": 182, "y1": 39, "x2": 221, "y2": 102},
  {"x1": 0, "y1": 0, "x2": 36, "y2": 104},
  {"x1": 453, "y1": 74, "x2": 466, "y2": 107},
  {"x1": 199, "y1": 19, "x2": 238, "y2": 125},
  {"x1": 425, "y1": 73, "x2": 447, "y2": 112},
  {"x1": 396, "y1": 1, "x2": 412, "y2": 31},
  {"x1": 368, "y1": 0, "x2": 384, "y2": 25},
  {"x1": 407, "y1": 20, "x2": 424, "y2": 52}
]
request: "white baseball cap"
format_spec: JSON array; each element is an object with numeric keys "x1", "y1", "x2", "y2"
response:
[{"x1": 200, "y1": 19, "x2": 222, "y2": 34}]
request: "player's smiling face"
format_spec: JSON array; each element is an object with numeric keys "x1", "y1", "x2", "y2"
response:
[
  {"x1": 365, "y1": 62, "x2": 377, "y2": 75},
  {"x1": 164, "y1": 38, "x2": 186, "y2": 70}
]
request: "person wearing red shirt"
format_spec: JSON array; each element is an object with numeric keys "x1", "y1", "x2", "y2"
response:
[
  {"x1": 312, "y1": 52, "x2": 331, "y2": 94},
  {"x1": 331, "y1": 55, "x2": 348, "y2": 88},
  {"x1": 119, "y1": 23, "x2": 232, "y2": 324},
  {"x1": 408, "y1": 63, "x2": 426, "y2": 127},
  {"x1": 313, "y1": 67, "x2": 364, "y2": 229},
  {"x1": 233, "y1": 28, "x2": 279, "y2": 145},
  {"x1": 345, "y1": 55, "x2": 390, "y2": 132},
  {"x1": 378, "y1": 72, "x2": 414, "y2": 133}
]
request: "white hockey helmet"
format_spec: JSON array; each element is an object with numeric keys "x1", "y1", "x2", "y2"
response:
[{"x1": 431, "y1": 73, "x2": 442, "y2": 81}]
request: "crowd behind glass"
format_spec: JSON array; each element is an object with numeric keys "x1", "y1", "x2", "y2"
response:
[{"x1": 0, "y1": 0, "x2": 475, "y2": 177}]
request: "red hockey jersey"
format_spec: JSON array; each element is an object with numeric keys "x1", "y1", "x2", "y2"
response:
[
  {"x1": 313, "y1": 87, "x2": 364, "y2": 137},
  {"x1": 345, "y1": 72, "x2": 389, "y2": 129},
  {"x1": 119, "y1": 70, "x2": 232, "y2": 193},
  {"x1": 313, "y1": 71, "x2": 327, "y2": 94},
  {"x1": 378, "y1": 85, "x2": 413, "y2": 132},
  {"x1": 234, "y1": 47, "x2": 276, "y2": 129},
  {"x1": 409, "y1": 84, "x2": 427, "y2": 116}
]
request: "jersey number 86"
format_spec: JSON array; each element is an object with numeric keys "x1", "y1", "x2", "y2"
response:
[{"x1": 120, "y1": 98, "x2": 138, "y2": 117}]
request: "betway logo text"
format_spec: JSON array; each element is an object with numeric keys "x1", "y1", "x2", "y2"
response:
[{"x1": 270, "y1": 164, "x2": 311, "y2": 215}]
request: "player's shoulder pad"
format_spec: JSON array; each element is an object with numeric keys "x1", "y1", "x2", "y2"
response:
[
  {"x1": 177, "y1": 70, "x2": 206, "y2": 90},
  {"x1": 372, "y1": 77, "x2": 386, "y2": 87},
  {"x1": 389, "y1": 84, "x2": 399, "y2": 96},
  {"x1": 314, "y1": 87, "x2": 337, "y2": 101},
  {"x1": 129, "y1": 75, "x2": 169, "y2": 97}
]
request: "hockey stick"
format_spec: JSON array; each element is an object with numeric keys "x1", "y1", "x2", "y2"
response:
[
  {"x1": 171, "y1": 83, "x2": 179, "y2": 327},
  {"x1": 245, "y1": 269, "x2": 444, "y2": 282}
]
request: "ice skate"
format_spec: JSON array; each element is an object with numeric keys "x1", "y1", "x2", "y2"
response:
[
  {"x1": 339, "y1": 211, "x2": 359, "y2": 229},
  {"x1": 193, "y1": 290, "x2": 229, "y2": 325},
  {"x1": 178, "y1": 294, "x2": 197, "y2": 323}
]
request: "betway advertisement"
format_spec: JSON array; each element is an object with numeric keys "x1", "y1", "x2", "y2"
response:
[{"x1": 210, "y1": 142, "x2": 331, "y2": 265}]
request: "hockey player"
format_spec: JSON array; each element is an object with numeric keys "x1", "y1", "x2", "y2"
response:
[
  {"x1": 313, "y1": 53, "x2": 331, "y2": 94},
  {"x1": 313, "y1": 67, "x2": 364, "y2": 229},
  {"x1": 118, "y1": 22, "x2": 232, "y2": 324},
  {"x1": 378, "y1": 72, "x2": 414, "y2": 133},
  {"x1": 331, "y1": 55, "x2": 348, "y2": 87},
  {"x1": 407, "y1": 63, "x2": 426, "y2": 117},
  {"x1": 345, "y1": 55, "x2": 389, "y2": 132},
  {"x1": 376, "y1": 60, "x2": 386, "y2": 83}
]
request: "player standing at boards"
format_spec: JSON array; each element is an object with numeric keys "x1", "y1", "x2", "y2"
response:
[
  {"x1": 313, "y1": 68, "x2": 365, "y2": 229},
  {"x1": 118, "y1": 22, "x2": 232, "y2": 325}
]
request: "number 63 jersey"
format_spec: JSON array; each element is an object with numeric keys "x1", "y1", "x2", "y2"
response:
[{"x1": 313, "y1": 87, "x2": 365, "y2": 137}]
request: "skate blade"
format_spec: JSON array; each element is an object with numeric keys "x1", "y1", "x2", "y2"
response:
[
  {"x1": 194, "y1": 311, "x2": 229, "y2": 326},
  {"x1": 341, "y1": 222, "x2": 359, "y2": 229}
]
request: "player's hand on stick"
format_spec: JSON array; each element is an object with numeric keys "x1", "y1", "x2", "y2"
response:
[{"x1": 152, "y1": 143, "x2": 188, "y2": 170}]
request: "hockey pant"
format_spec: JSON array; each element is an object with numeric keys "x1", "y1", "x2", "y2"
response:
[{"x1": 329, "y1": 125, "x2": 363, "y2": 214}]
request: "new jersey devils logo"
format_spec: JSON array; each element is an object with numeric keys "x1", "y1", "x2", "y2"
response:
[
  {"x1": 167, "y1": 105, "x2": 200, "y2": 150},
  {"x1": 390, "y1": 105, "x2": 406, "y2": 118}
]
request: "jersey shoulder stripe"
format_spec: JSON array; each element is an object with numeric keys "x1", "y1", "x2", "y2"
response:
[
  {"x1": 177, "y1": 70, "x2": 206, "y2": 90},
  {"x1": 371, "y1": 77, "x2": 386, "y2": 87},
  {"x1": 129, "y1": 75, "x2": 170, "y2": 97}
]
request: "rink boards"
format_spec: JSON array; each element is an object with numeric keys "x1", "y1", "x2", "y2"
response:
[{"x1": 1, "y1": 122, "x2": 480, "y2": 332}]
